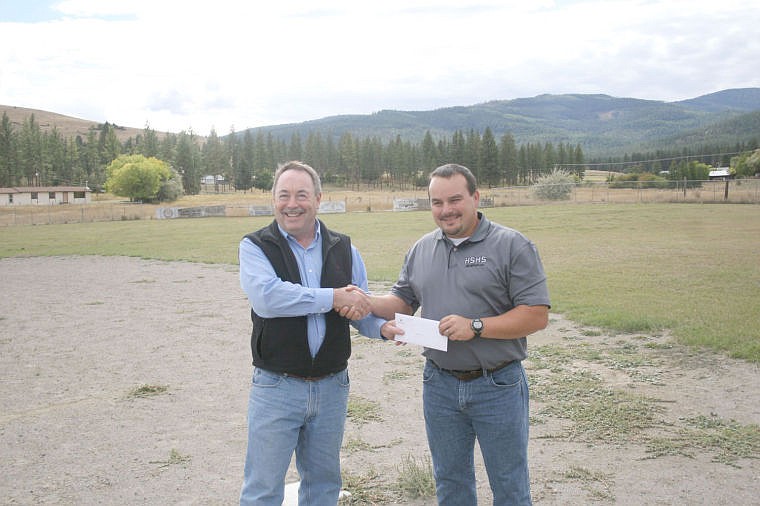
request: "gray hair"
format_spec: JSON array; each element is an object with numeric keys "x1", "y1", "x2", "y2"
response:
[{"x1": 272, "y1": 160, "x2": 322, "y2": 196}]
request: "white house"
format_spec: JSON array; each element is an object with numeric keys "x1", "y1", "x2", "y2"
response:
[
  {"x1": 0, "y1": 186, "x2": 92, "y2": 206},
  {"x1": 201, "y1": 174, "x2": 227, "y2": 185}
]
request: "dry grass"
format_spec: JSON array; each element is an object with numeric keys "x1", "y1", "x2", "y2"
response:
[{"x1": 3, "y1": 178, "x2": 758, "y2": 227}]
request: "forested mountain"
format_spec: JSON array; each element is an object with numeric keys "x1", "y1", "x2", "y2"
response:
[
  {"x1": 240, "y1": 88, "x2": 760, "y2": 158},
  {"x1": 2, "y1": 89, "x2": 759, "y2": 194},
  {"x1": 654, "y1": 110, "x2": 760, "y2": 151},
  {"x1": 3, "y1": 88, "x2": 759, "y2": 161}
]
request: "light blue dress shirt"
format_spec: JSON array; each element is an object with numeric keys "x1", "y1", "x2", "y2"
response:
[{"x1": 239, "y1": 221, "x2": 384, "y2": 357}]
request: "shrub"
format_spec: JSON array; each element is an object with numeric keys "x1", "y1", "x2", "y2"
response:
[
  {"x1": 531, "y1": 169, "x2": 574, "y2": 200},
  {"x1": 156, "y1": 169, "x2": 184, "y2": 202},
  {"x1": 609, "y1": 172, "x2": 671, "y2": 189}
]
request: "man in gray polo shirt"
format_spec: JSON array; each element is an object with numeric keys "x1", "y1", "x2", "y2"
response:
[{"x1": 368, "y1": 163, "x2": 550, "y2": 505}]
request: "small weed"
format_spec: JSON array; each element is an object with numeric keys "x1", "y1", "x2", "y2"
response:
[
  {"x1": 605, "y1": 350, "x2": 650, "y2": 370},
  {"x1": 396, "y1": 454, "x2": 436, "y2": 499},
  {"x1": 343, "y1": 437, "x2": 374, "y2": 454},
  {"x1": 341, "y1": 468, "x2": 399, "y2": 504},
  {"x1": 644, "y1": 436, "x2": 694, "y2": 460},
  {"x1": 347, "y1": 395, "x2": 382, "y2": 425},
  {"x1": 581, "y1": 349, "x2": 604, "y2": 361},
  {"x1": 383, "y1": 370, "x2": 411, "y2": 383},
  {"x1": 526, "y1": 345, "x2": 570, "y2": 372},
  {"x1": 646, "y1": 414, "x2": 760, "y2": 467},
  {"x1": 529, "y1": 414, "x2": 548, "y2": 425},
  {"x1": 343, "y1": 436, "x2": 404, "y2": 456},
  {"x1": 563, "y1": 465, "x2": 615, "y2": 501},
  {"x1": 644, "y1": 341, "x2": 673, "y2": 350},
  {"x1": 150, "y1": 448, "x2": 190, "y2": 468},
  {"x1": 127, "y1": 384, "x2": 168, "y2": 398}
]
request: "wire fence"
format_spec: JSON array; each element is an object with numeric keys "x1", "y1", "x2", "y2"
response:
[
  {"x1": 2, "y1": 179, "x2": 758, "y2": 227},
  {"x1": 483, "y1": 178, "x2": 760, "y2": 207}
]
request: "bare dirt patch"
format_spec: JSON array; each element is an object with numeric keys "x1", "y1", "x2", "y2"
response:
[{"x1": 1, "y1": 257, "x2": 758, "y2": 504}]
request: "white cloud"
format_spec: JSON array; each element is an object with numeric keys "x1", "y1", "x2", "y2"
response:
[{"x1": 1, "y1": 0, "x2": 758, "y2": 135}]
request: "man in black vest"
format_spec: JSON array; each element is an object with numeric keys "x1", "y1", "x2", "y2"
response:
[{"x1": 238, "y1": 161, "x2": 386, "y2": 506}]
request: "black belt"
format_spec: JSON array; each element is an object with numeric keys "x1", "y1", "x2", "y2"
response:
[
  {"x1": 279, "y1": 370, "x2": 342, "y2": 381},
  {"x1": 431, "y1": 360, "x2": 513, "y2": 381}
]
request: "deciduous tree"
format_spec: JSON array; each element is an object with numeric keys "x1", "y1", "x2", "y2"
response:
[{"x1": 105, "y1": 154, "x2": 171, "y2": 202}]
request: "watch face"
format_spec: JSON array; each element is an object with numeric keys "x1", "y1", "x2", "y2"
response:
[{"x1": 472, "y1": 319, "x2": 483, "y2": 331}]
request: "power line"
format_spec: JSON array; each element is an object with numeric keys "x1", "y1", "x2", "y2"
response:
[{"x1": 558, "y1": 151, "x2": 748, "y2": 168}]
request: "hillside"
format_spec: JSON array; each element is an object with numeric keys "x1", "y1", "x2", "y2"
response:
[
  {"x1": 674, "y1": 88, "x2": 760, "y2": 112},
  {"x1": 0, "y1": 105, "x2": 153, "y2": 143},
  {"x1": 240, "y1": 89, "x2": 760, "y2": 157},
  {"x1": 654, "y1": 110, "x2": 760, "y2": 151}
]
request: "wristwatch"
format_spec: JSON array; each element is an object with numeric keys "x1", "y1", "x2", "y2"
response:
[{"x1": 471, "y1": 318, "x2": 484, "y2": 338}]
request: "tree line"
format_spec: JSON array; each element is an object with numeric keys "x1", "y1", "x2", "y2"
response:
[
  {"x1": 1, "y1": 112, "x2": 589, "y2": 193},
  {"x1": 3, "y1": 111, "x2": 757, "y2": 196}
]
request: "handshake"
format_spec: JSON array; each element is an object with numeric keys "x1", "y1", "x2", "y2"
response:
[{"x1": 333, "y1": 285, "x2": 371, "y2": 321}]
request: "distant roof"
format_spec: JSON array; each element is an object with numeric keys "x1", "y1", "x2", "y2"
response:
[
  {"x1": 0, "y1": 186, "x2": 91, "y2": 194},
  {"x1": 708, "y1": 168, "x2": 731, "y2": 177}
]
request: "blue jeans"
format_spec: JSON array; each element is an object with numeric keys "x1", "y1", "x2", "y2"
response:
[
  {"x1": 423, "y1": 360, "x2": 531, "y2": 505},
  {"x1": 240, "y1": 368, "x2": 350, "y2": 506}
]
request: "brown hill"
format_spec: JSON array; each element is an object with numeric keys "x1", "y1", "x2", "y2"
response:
[{"x1": 0, "y1": 104, "x2": 154, "y2": 142}]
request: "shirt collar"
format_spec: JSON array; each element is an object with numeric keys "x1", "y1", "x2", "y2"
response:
[
  {"x1": 276, "y1": 220, "x2": 322, "y2": 246},
  {"x1": 435, "y1": 211, "x2": 489, "y2": 243}
]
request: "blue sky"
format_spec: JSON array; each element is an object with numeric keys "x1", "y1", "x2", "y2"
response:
[{"x1": 1, "y1": 0, "x2": 759, "y2": 135}]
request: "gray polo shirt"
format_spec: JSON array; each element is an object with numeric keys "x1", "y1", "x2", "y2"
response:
[{"x1": 391, "y1": 212, "x2": 550, "y2": 370}]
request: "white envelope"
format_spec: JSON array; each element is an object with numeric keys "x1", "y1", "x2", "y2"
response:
[{"x1": 394, "y1": 313, "x2": 448, "y2": 351}]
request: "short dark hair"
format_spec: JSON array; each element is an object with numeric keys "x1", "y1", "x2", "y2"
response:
[
  {"x1": 430, "y1": 163, "x2": 478, "y2": 194},
  {"x1": 272, "y1": 160, "x2": 322, "y2": 196}
]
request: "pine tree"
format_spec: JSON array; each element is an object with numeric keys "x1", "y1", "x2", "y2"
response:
[
  {"x1": 0, "y1": 112, "x2": 18, "y2": 186},
  {"x1": 479, "y1": 127, "x2": 499, "y2": 187},
  {"x1": 421, "y1": 130, "x2": 437, "y2": 170},
  {"x1": 239, "y1": 130, "x2": 255, "y2": 191},
  {"x1": 498, "y1": 133, "x2": 518, "y2": 186},
  {"x1": 141, "y1": 124, "x2": 160, "y2": 158},
  {"x1": 288, "y1": 132, "x2": 303, "y2": 161}
]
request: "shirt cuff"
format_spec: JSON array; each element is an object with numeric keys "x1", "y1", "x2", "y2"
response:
[{"x1": 316, "y1": 288, "x2": 335, "y2": 313}]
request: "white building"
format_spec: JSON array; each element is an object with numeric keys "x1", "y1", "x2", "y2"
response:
[{"x1": 0, "y1": 186, "x2": 92, "y2": 206}]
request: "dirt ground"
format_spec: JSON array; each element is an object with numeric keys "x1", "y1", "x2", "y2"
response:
[{"x1": 1, "y1": 256, "x2": 758, "y2": 505}]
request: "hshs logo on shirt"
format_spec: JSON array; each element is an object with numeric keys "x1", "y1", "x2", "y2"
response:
[{"x1": 464, "y1": 256, "x2": 487, "y2": 267}]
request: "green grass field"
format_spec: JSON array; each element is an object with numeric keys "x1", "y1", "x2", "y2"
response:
[{"x1": 2, "y1": 203, "x2": 758, "y2": 362}]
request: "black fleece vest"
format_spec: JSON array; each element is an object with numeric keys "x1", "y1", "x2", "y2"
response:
[{"x1": 243, "y1": 219, "x2": 352, "y2": 377}]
